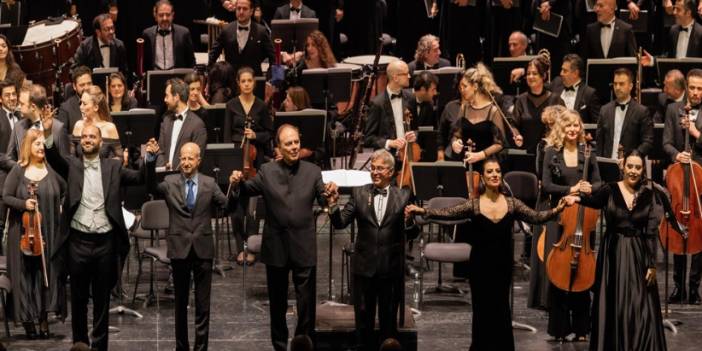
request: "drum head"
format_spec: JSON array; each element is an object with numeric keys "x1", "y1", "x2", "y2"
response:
[{"x1": 19, "y1": 19, "x2": 80, "y2": 47}]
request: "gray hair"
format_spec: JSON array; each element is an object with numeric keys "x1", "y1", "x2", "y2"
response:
[
  {"x1": 370, "y1": 149, "x2": 395, "y2": 169},
  {"x1": 414, "y1": 34, "x2": 439, "y2": 63}
]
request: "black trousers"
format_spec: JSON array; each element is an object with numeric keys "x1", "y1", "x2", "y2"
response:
[
  {"x1": 171, "y1": 249, "x2": 213, "y2": 351},
  {"x1": 673, "y1": 253, "x2": 702, "y2": 292},
  {"x1": 68, "y1": 230, "x2": 117, "y2": 351},
  {"x1": 265, "y1": 265, "x2": 316, "y2": 351},
  {"x1": 353, "y1": 273, "x2": 401, "y2": 351},
  {"x1": 547, "y1": 288, "x2": 590, "y2": 339}
]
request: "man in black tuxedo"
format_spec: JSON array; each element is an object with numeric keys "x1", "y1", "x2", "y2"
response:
[
  {"x1": 662, "y1": 68, "x2": 702, "y2": 305},
  {"x1": 550, "y1": 54, "x2": 601, "y2": 124},
  {"x1": 43, "y1": 121, "x2": 155, "y2": 351},
  {"x1": 409, "y1": 71, "x2": 438, "y2": 129},
  {"x1": 595, "y1": 68, "x2": 653, "y2": 159},
  {"x1": 156, "y1": 78, "x2": 207, "y2": 169},
  {"x1": 582, "y1": 0, "x2": 637, "y2": 59},
  {"x1": 148, "y1": 141, "x2": 236, "y2": 351},
  {"x1": 327, "y1": 149, "x2": 418, "y2": 350},
  {"x1": 407, "y1": 35, "x2": 451, "y2": 75},
  {"x1": 142, "y1": 0, "x2": 196, "y2": 71},
  {"x1": 230, "y1": 124, "x2": 337, "y2": 351},
  {"x1": 273, "y1": 0, "x2": 316, "y2": 20},
  {"x1": 364, "y1": 60, "x2": 417, "y2": 155},
  {"x1": 654, "y1": 69, "x2": 686, "y2": 123},
  {"x1": 72, "y1": 13, "x2": 128, "y2": 75},
  {"x1": 208, "y1": 0, "x2": 275, "y2": 76},
  {"x1": 668, "y1": 0, "x2": 702, "y2": 58},
  {"x1": 0, "y1": 80, "x2": 19, "y2": 254},
  {"x1": 57, "y1": 66, "x2": 93, "y2": 135}
]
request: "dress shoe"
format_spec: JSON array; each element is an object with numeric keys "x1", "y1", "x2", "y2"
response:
[
  {"x1": 668, "y1": 287, "x2": 687, "y2": 304},
  {"x1": 38, "y1": 320, "x2": 50, "y2": 339},
  {"x1": 689, "y1": 290, "x2": 701, "y2": 305},
  {"x1": 23, "y1": 322, "x2": 37, "y2": 340}
]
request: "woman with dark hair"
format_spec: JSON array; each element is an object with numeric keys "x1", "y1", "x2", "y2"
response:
[
  {"x1": 183, "y1": 72, "x2": 211, "y2": 120},
  {"x1": 107, "y1": 72, "x2": 138, "y2": 112},
  {"x1": 285, "y1": 30, "x2": 337, "y2": 86},
  {"x1": 0, "y1": 34, "x2": 25, "y2": 89},
  {"x1": 512, "y1": 53, "x2": 564, "y2": 163},
  {"x1": 278, "y1": 86, "x2": 328, "y2": 167},
  {"x1": 3, "y1": 129, "x2": 67, "y2": 339},
  {"x1": 406, "y1": 157, "x2": 575, "y2": 351},
  {"x1": 208, "y1": 61, "x2": 236, "y2": 104},
  {"x1": 573, "y1": 151, "x2": 683, "y2": 350}
]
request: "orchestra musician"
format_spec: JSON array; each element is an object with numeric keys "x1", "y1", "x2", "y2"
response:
[
  {"x1": 107, "y1": 72, "x2": 138, "y2": 113},
  {"x1": 541, "y1": 110, "x2": 601, "y2": 342},
  {"x1": 0, "y1": 79, "x2": 19, "y2": 252},
  {"x1": 667, "y1": 0, "x2": 702, "y2": 58},
  {"x1": 183, "y1": 72, "x2": 211, "y2": 121},
  {"x1": 582, "y1": 0, "x2": 637, "y2": 59},
  {"x1": 549, "y1": 54, "x2": 601, "y2": 124},
  {"x1": 407, "y1": 35, "x2": 451, "y2": 75},
  {"x1": 207, "y1": 62, "x2": 236, "y2": 104},
  {"x1": 273, "y1": 0, "x2": 316, "y2": 20},
  {"x1": 654, "y1": 69, "x2": 686, "y2": 124},
  {"x1": 405, "y1": 157, "x2": 575, "y2": 351},
  {"x1": 284, "y1": 30, "x2": 337, "y2": 87},
  {"x1": 57, "y1": 66, "x2": 93, "y2": 135},
  {"x1": 71, "y1": 85, "x2": 123, "y2": 161},
  {"x1": 141, "y1": 0, "x2": 196, "y2": 71},
  {"x1": 277, "y1": 86, "x2": 327, "y2": 166},
  {"x1": 0, "y1": 34, "x2": 25, "y2": 89},
  {"x1": 408, "y1": 71, "x2": 438, "y2": 132},
  {"x1": 437, "y1": 70, "x2": 472, "y2": 161},
  {"x1": 71, "y1": 13, "x2": 129, "y2": 75}
]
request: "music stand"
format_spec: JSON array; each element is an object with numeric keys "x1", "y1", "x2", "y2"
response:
[
  {"x1": 417, "y1": 128, "x2": 438, "y2": 162},
  {"x1": 146, "y1": 68, "x2": 193, "y2": 105},
  {"x1": 492, "y1": 56, "x2": 537, "y2": 96},
  {"x1": 301, "y1": 67, "x2": 352, "y2": 109},
  {"x1": 93, "y1": 67, "x2": 118, "y2": 93},
  {"x1": 410, "y1": 162, "x2": 469, "y2": 201},
  {"x1": 586, "y1": 58, "x2": 637, "y2": 104},
  {"x1": 413, "y1": 67, "x2": 462, "y2": 111},
  {"x1": 203, "y1": 103, "x2": 226, "y2": 144},
  {"x1": 657, "y1": 58, "x2": 702, "y2": 83},
  {"x1": 596, "y1": 157, "x2": 621, "y2": 182},
  {"x1": 112, "y1": 109, "x2": 159, "y2": 148},
  {"x1": 255, "y1": 76, "x2": 266, "y2": 101},
  {"x1": 503, "y1": 148, "x2": 537, "y2": 174},
  {"x1": 0, "y1": 24, "x2": 28, "y2": 45},
  {"x1": 270, "y1": 18, "x2": 319, "y2": 52},
  {"x1": 274, "y1": 109, "x2": 327, "y2": 147}
]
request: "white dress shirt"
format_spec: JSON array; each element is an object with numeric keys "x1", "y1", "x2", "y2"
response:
[
  {"x1": 600, "y1": 18, "x2": 616, "y2": 58},
  {"x1": 169, "y1": 108, "x2": 188, "y2": 165},
  {"x1": 237, "y1": 20, "x2": 251, "y2": 52},
  {"x1": 2, "y1": 107, "x2": 17, "y2": 131},
  {"x1": 676, "y1": 22, "x2": 694, "y2": 59},
  {"x1": 373, "y1": 185, "x2": 391, "y2": 223},
  {"x1": 289, "y1": 3, "x2": 302, "y2": 20},
  {"x1": 611, "y1": 99, "x2": 630, "y2": 158},
  {"x1": 387, "y1": 88, "x2": 404, "y2": 147},
  {"x1": 71, "y1": 157, "x2": 113, "y2": 234},
  {"x1": 97, "y1": 38, "x2": 110, "y2": 68},
  {"x1": 561, "y1": 80, "x2": 581, "y2": 110},
  {"x1": 155, "y1": 27, "x2": 174, "y2": 70}
]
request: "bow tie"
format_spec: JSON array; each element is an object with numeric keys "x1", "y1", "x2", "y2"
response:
[
  {"x1": 84, "y1": 159, "x2": 100, "y2": 170},
  {"x1": 372, "y1": 187, "x2": 388, "y2": 196},
  {"x1": 616, "y1": 102, "x2": 628, "y2": 111},
  {"x1": 173, "y1": 114, "x2": 184, "y2": 120},
  {"x1": 290, "y1": 7, "x2": 301, "y2": 13},
  {"x1": 238, "y1": 26, "x2": 249, "y2": 31},
  {"x1": 390, "y1": 93, "x2": 402, "y2": 100},
  {"x1": 600, "y1": 22, "x2": 612, "y2": 29},
  {"x1": 564, "y1": 86, "x2": 576, "y2": 92},
  {"x1": 157, "y1": 29, "x2": 171, "y2": 36},
  {"x1": 100, "y1": 44, "x2": 109, "y2": 48},
  {"x1": 681, "y1": 27, "x2": 689, "y2": 33}
]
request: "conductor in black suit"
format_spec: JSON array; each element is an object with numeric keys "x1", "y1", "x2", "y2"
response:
[
  {"x1": 327, "y1": 149, "x2": 418, "y2": 350},
  {"x1": 155, "y1": 78, "x2": 207, "y2": 169},
  {"x1": 230, "y1": 124, "x2": 337, "y2": 351},
  {"x1": 208, "y1": 0, "x2": 275, "y2": 76},
  {"x1": 595, "y1": 68, "x2": 653, "y2": 159},
  {"x1": 142, "y1": 0, "x2": 196, "y2": 71},
  {"x1": 72, "y1": 13, "x2": 129, "y2": 75},
  {"x1": 147, "y1": 141, "x2": 236, "y2": 351},
  {"x1": 43, "y1": 121, "x2": 154, "y2": 351},
  {"x1": 583, "y1": 0, "x2": 637, "y2": 59},
  {"x1": 550, "y1": 54, "x2": 601, "y2": 124},
  {"x1": 273, "y1": 0, "x2": 317, "y2": 20}
]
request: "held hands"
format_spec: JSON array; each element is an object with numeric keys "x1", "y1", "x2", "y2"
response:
[
  {"x1": 404, "y1": 204, "x2": 426, "y2": 219},
  {"x1": 323, "y1": 182, "x2": 339, "y2": 204},
  {"x1": 25, "y1": 198, "x2": 37, "y2": 211},
  {"x1": 230, "y1": 170, "x2": 243, "y2": 185},
  {"x1": 556, "y1": 196, "x2": 577, "y2": 212},
  {"x1": 570, "y1": 180, "x2": 592, "y2": 195},
  {"x1": 645, "y1": 268, "x2": 656, "y2": 286}
]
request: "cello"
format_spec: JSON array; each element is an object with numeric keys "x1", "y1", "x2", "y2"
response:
[
  {"x1": 20, "y1": 182, "x2": 49, "y2": 287},
  {"x1": 464, "y1": 139, "x2": 480, "y2": 199},
  {"x1": 397, "y1": 108, "x2": 421, "y2": 189},
  {"x1": 659, "y1": 104, "x2": 702, "y2": 255},
  {"x1": 241, "y1": 113, "x2": 257, "y2": 180},
  {"x1": 546, "y1": 144, "x2": 597, "y2": 292}
]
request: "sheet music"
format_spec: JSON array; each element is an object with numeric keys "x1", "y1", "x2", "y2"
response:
[
  {"x1": 122, "y1": 207, "x2": 136, "y2": 230},
  {"x1": 322, "y1": 170, "x2": 372, "y2": 187}
]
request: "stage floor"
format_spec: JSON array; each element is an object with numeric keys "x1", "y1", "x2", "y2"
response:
[{"x1": 2, "y1": 216, "x2": 702, "y2": 351}]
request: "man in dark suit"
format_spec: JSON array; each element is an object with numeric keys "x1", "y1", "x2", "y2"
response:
[
  {"x1": 595, "y1": 68, "x2": 653, "y2": 159},
  {"x1": 654, "y1": 69, "x2": 686, "y2": 123},
  {"x1": 662, "y1": 68, "x2": 702, "y2": 305},
  {"x1": 327, "y1": 149, "x2": 418, "y2": 350},
  {"x1": 57, "y1": 66, "x2": 93, "y2": 135},
  {"x1": 668, "y1": 0, "x2": 702, "y2": 58},
  {"x1": 0, "y1": 80, "x2": 19, "y2": 254},
  {"x1": 148, "y1": 141, "x2": 236, "y2": 351},
  {"x1": 208, "y1": 0, "x2": 275, "y2": 76},
  {"x1": 43, "y1": 120, "x2": 155, "y2": 351},
  {"x1": 583, "y1": 0, "x2": 637, "y2": 59},
  {"x1": 72, "y1": 13, "x2": 128, "y2": 75},
  {"x1": 156, "y1": 78, "x2": 207, "y2": 169},
  {"x1": 408, "y1": 71, "x2": 438, "y2": 131},
  {"x1": 230, "y1": 124, "x2": 337, "y2": 351},
  {"x1": 142, "y1": 0, "x2": 196, "y2": 71},
  {"x1": 407, "y1": 34, "x2": 451, "y2": 75},
  {"x1": 550, "y1": 54, "x2": 601, "y2": 124},
  {"x1": 273, "y1": 0, "x2": 316, "y2": 20}
]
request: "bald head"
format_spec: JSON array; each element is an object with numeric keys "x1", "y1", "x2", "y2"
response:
[
  {"x1": 180, "y1": 142, "x2": 201, "y2": 157},
  {"x1": 386, "y1": 60, "x2": 410, "y2": 91},
  {"x1": 508, "y1": 31, "x2": 528, "y2": 57},
  {"x1": 387, "y1": 60, "x2": 408, "y2": 78},
  {"x1": 80, "y1": 124, "x2": 102, "y2": 158},
  {"x1": 179, "y1": 142, "x2": 201, "y2": 177},
  {"x1": 594, "y1": 0, "x2": 616, "y2": 23}
]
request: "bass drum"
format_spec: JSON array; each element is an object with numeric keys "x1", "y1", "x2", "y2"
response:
[{"x1": 11, "y1": 19, "x2": 82, "y2": 96}]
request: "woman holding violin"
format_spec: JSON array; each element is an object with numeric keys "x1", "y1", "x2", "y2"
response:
[
  {"x1": 3, "y1": 129, "x2": 67, "y2": 339},
  {"x1": 573, "y1": 151, "x2": 685, "y2": 350},
  {"x1": 405, "y1": 157, "x2": 576, "y2": 351},
  {"x1": 540, "y1": 110, "x2": 601, "y2": 342}
]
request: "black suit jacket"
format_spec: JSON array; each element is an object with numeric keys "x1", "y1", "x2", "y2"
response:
[
  {"x1": 595, "y1": 100, "x2": 653, "y2": 158},
  {"x1": 364, "y1": 89, "x2": 414, "y2": 150},
  {"x1": 667, "y1": 22, "x2": 702, "y2": 58},
  {"x1": 71, "y1": 35, "x2": 129, "y2": 74},
  {"x1": 208, "y1": 21, "x2": 275, "y2": 76},
  {"x1": 56, "y1": 95, "x2": 81, "y2": 135},
  {"x1": 223, "y1": 96, "x2": 273, "y2": 164},
  {"x1": 236, "y1": 160, "x2": 327, "y2": 268},
  {"x1": 44, "y1": 143, "x2": 154, "y2": 261},
  {"x1": 142, "y1": 24, "x2": 196, "y2": 71},
  {"x1": 583, "y1": 19, "x2": 637, "y2": 59},
  {"x1": 0, "y1": 108, "x2": 16, "y2": 153},
  {"x1": 330, "y1": 184, "x2": 418, "y2": 277},
  {"x1": 406, "y1": 58, "x2": 451, "y2": 75},
  {"x1": 153, "y1": 172, "x2": 232, "y2": 260},
  {"x1": 7, "y1": 118, "x2": 70, "y2": 161},
  {"x1": 549, "y1": 77, "x2": 601, "y2": 124},
  {"x1": 663, "y1": 101, "x2": 702, "y2": 164},
  {"x1": 272, "y1": 3, "x2": 317, "y2": 19},
  {"x1": 156, "y1": 111, "x2": 208, "y2": 169}
]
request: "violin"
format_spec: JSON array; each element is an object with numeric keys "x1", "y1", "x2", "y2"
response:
[
  {"x1": 241, "y1": 114, "x2": 258, "y2": 180},
  {"x1": 464, "y1": 139, "x2": 480, "y2": 199},
  {"x1": 20, "y1": 182, "x2": 49, "y2": 287},
  {"x1": 397, "y1": 108, "x2": 421, "y2": 189}
]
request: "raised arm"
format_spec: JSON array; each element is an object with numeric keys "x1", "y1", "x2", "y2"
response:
[{"x1": 511, "y1": 197, "x2": 563, "y2": 225}]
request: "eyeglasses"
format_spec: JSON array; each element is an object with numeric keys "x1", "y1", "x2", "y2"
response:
[{"x1": 370, "y1": 166, "x2": 391, "y2": 173}]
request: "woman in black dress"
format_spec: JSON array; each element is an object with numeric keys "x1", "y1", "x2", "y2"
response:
[
  {"x1": 184, "y1": 72, "x2": 210, "y2": 121},
  {"x1": 3, "y1": 129, "x2": 67, "y2": 338},
  {"x1": 406, "y1": 157, "x2": 576, "y2": 351},
  {"x1": 107, "y1": 72, "x2": 138, "y2": 113},
  {"x1": 575, "y1": 151, "x2": 682, "y2": 351},
  {"x1": 540, "y1": 110, "x2": 601, "y2": 342}
]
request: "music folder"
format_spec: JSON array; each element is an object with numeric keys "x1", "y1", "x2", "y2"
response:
[
  {"x1": 533, "y1": 12, "x2": 563, "y2": 38},
  {"x1": 596, "y1": 157, "x2": 621, "y2": 182},
  {"x1": 270, "y1": 18, "x2": 319, "y2": 52}
]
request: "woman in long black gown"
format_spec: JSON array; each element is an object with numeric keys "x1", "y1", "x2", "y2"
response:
[
  {"x1": 3, "y1": 129, "x2": 66, "y2": 338},
  {"x1": 406, "y1": 158, "x2": 575, "y2": 351},
  {"x1": 575, "y1": 151, "x2": 683, "y2": 351}
]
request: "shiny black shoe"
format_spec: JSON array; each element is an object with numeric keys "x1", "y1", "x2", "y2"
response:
[
  {"x1": 689, "y1": 290, "x2": 701, "y2": 305},
  {"x1": 668, "y1": 287, "x2": 687, "y2": 304}
]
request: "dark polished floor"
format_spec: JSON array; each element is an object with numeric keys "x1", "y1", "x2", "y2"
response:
[{"x1": 2, "y1": 214, "x2": 702, "y2": 351}]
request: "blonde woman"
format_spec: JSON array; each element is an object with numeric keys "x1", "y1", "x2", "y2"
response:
[{"x1": 72, "y1": 85, "x2": 123, "y2": 160}]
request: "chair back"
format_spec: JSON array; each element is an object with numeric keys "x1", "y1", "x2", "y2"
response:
[
  {"x1": 504, "y1": 171, "x2": 538, "y2": 208},
  {"x1": 140, "y1": 200, "x2": 170, "y2": 231},
  {"x1": 415, "y1": 197, "x2": 469, "y2": 226}
]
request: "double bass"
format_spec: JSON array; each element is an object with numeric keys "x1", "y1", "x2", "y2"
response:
[
  {"x1": 659, "y1": 104, "x2": 702, "y2": 255},
  {"x1": 20, "y1": 182, "x2": 49, "y2": 287},
  {"x1": 397, "y1": 109, "x2": 421, "y2": 189},
  {"x1": 546, "y1": 144, "x2": 597, "y2": 292},
  {"x1": 241, "y1": 114, "x2": 257, "y2": 180}
]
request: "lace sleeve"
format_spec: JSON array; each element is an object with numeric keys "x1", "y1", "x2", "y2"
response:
[
  {"x1": 511, "y1": 197, "x2": 559, "y2": 224},
  {"x1": 425, "y1": 199, "x2": 477, "y2": 220}
]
